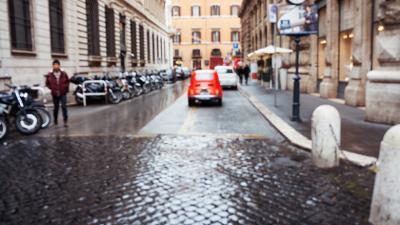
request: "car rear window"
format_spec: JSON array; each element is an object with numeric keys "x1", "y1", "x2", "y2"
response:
[
  {"x1": 216, "y1": 68, "x2": 234, "y2": 74},
  {"x1": 195, "y1": 72, "x2": 214, "y2": 81}
]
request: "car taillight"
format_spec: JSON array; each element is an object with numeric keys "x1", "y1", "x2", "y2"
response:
[
  {"x1": 189, "y1": 88, "x2": 195, "y2": 95},
  {"x1": 215, "y1": 89, "x2": 220, "y2": 95}
]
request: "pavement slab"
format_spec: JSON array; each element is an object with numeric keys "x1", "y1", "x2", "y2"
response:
[
  {"x1": 239, "y1": 82, "x2": 391, "y2": 158},
  {"x1": 0, "y1": 135, "x2": 374, "y2": 225}
]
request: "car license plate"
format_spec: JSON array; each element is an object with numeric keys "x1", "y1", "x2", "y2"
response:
[{"x1": 200, "y1": 89, "x2": 208, "y2": 95}]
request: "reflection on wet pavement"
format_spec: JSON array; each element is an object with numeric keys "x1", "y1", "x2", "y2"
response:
[
  {"x1": 0, "y1": 135, "x2": 373, "y2": 225},
  {"x1": 40, "y1": 81, "x2": 188, "y2": 137}
]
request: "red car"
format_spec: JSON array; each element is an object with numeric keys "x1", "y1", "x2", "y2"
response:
[{"x1": 188, "y1": 70, "x2": 223, "y2": 106}]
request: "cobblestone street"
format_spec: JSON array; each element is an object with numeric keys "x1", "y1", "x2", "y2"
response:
[{"x1": 0, "y1": 135, "x2": 374, "y2": 225}]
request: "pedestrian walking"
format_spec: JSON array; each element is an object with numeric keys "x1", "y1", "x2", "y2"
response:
[
  {"x1": 244, "y1": 64, "x2": 250, "y2": 85},
  {"x1": 235, "y1": 63, "x2": 244, "y2": 85},
  {"x1": 45, "y1": 60, "x2": 69, "y2": 127}
]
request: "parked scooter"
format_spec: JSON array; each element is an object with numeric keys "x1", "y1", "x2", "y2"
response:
[
  {"x1": 0, "y1": 84, "x2": 43, "y2": 139},
  {"x1": 70, "y1": 74, "x2": 123, "y2": 105},
  {"x1": 126, "y1": 71, "x2": 143, "y2": 97},
  {"x1": 135, "y1": 72, "x2": 151, "y2": 94}
]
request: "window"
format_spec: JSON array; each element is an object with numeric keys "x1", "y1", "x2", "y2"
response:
[
  {"x1": 131, "y1": 20, "x2": 137, "y2": 58},
  {"x1": 86, "y1": 0, "x2": 100, "y2": 56},
  {"x1": 216, "y1": 67, "x2": 233, "y2": 74},
  {"x1": 173, "y1": 31, "x2": 181, "y2": 43},
  {"x1": 49, "y1": 0, "x2": 65, "y2": 54},
  {"x1": 231, "y1": 5, "x2": 240, "y2": 16},
  {"x1": 174, "y1": 49, "x2": 179, "y2": 57},
  {"x1": 231, "y1": 31, "x2": 240, "y2": 42},
  {"x1": 211, "y1": 48, "x2": 221, "y2": 56},
  {"x1": 152, "y1": 33, "x2": 155, "y2": 63},
  {"x1": 156, "y1": 35, "x2": 159, "y2": 62},
  {"x1": 192, "y1": 31, "x2": 201, "y2": 44},
  {"x1": 139, "y1": 24, "x2": 145, "y2": 62},
  {"x1": 192, "y1": 49, "x2": 201, "y2": 58},
  {"x1": 172, "y1": 6, "x2": 180, "y2": 16},
  {"x1": 147, "y1": 30, "x2": 151, "y2": 62},
  {"x1": 191, "y1": 5, "x2": 201, "y2": 16},
  {"x1": 195, "y1": 72, "x2": 214, "y2": 81},
  {"x1": 211, "y1": 31, "x2": 220, "y2": 43},
  {"x1": 8, "y1": 0, "x2": 33, "y2": 51},
  {"x1": 210, "y1": 5, "x2": 220, "y2": 16},
  {"x1": 105, "y1": 6, "x2": 115, "y2": 57},
  {"x1": 119, "y1": 14, "x2": 126, "y2": 53}
]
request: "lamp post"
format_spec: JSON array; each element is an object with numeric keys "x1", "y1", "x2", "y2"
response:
[{"x1": 292, "y1": 35, "x2": 301, "y2": 121}]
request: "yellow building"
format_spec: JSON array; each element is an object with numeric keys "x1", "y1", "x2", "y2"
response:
[{"x1": 171, "y1": 0, "x2": 242, "y2": 69}]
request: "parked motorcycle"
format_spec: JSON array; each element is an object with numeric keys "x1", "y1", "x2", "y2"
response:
[
  {"x1": 19, "y1": 85, "x2": 51, "y2": 129},
  {"x1": 126, "y1": 72, "x2": 144, "y2": 97},
  {"x1": 0, "y1": 114, "x2": 7, "y2": 140},
  {"x1": 70, "y1": 74, "x2": 123, "y2": 105},
  {"x1": 0, "y1": 84, "x2": 43, "y2": 137},
  {"x1": 135, "y1": 72, "x2": 151, "y2": 94}
]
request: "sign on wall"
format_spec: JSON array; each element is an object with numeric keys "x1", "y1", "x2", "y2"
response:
[
  {"x1": 268, "y1": 4, "x2": 278, "y2": 23},
  {"x1": 277, "y1": 4, "x2": 318, "y2": 35}
]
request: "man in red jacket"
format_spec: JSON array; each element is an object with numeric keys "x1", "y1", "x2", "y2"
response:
[{"x1": 46, "y1": 60, "x2": 69, "y2": 127}]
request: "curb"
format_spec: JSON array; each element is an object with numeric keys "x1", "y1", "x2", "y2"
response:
[{"x1": 238, "y1": 85, "x2": 377, "y2": 167}]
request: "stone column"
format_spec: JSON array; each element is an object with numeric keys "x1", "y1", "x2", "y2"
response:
[
  {"x1": 307, "y1": 34, "x2": 318, "y2": 93},
  {"x1": 319, "y1": 0, "x2": 339, "y2": 98},
  {"x1": 365, "y1": 0, "x2": 400, "y2": 125},
  {"x1": 344, "y1": 0, "x2": 372, "y2": 106}
]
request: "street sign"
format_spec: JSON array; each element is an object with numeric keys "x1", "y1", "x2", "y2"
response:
[
  {"x1": 233, "y1": 42, "x2": 239, "y2": 49},
  {"x1": 268, "y1": 4, "x2": 278, "y2": 23}
]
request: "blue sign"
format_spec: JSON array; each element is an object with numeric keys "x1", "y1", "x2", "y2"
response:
[
  {"x1": 233, "y1": 43, "x2": 239, "y2": 49},
  {"x1": 280, "y1": 20, "x2": 291, "y2": 30}
]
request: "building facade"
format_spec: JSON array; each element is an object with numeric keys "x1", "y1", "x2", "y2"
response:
[
  {"x1": 0, "y1": 0, "x2": 174, "y2": 86},
  {"x1": 240, "y1": 0, "x2": 400, "y2": 125},
  {"x1": 171, "y1": 0, "x2": 242, "y2": 70}
]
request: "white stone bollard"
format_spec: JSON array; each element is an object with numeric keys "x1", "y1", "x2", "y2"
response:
[
  {"x1": 311, "y1": 105, "x2": 341, "y2": 168},
  {"x1": 369, "y1": 125, "x2": 400, "y2": 225}
]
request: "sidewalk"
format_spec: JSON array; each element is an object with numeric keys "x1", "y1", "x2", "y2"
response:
[{"x1": 240, "y1": 81, "x2": 391, "y2": 158}]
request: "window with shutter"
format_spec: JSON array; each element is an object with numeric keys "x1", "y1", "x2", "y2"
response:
[
  {"x1": 131, "y1": 21, "x2": 137, "y2": 57},
  {"x1": 105, "y1": 6, "x2": 116, "y2": 59},
  {"x1": 49, "y1": 0, "x2": 65, "y2": 54},
  {"x1": 8, "y1": 0, "x2": 33, "y2": 52},
  {"x1": 86, "y1": 0, "x2": 100, "y2": 57},
  {"x1": 152, "y1": 33, "x2": 155, "y2": 63},
  {"x1": 210, "y1": 5, "x2": 220, "y2": 16},
  {"x1": 147, "y1": 30, "x2": 151, "y2": 62},
  {"x1": 139, "y1": 25, "x2": 145, "y2": 66}
]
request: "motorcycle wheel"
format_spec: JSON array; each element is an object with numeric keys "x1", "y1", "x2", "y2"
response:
[
  {"x1": 0, "y1": 117, "x2": 8, "y2": 140},
  {"x1": 122, "y1": 90, "x2": 131, "y2": 100},
  {"x1": 15, "y1": 109, "x2": 42, "y2": 135},
  {"x1": 143, "y1": 85, "x2": 150, "y2": 94},
  {"x1": 74, "y1": 87, "x2": 84, "y2": 105},
  {"x1": 137, "y1": 87, "x2": 143, "y2": 96},
  {"x1": 108, "y1": 92, "x2": 122, "y2": 104},
  {"x1": 75, "y1": 95, "x2": 83, "y2": 105},
  {"x1": 35, "y1": 107, "x2": 51, "y2": 129}
]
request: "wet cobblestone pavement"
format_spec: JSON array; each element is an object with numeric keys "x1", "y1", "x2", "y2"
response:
[{"x1": 0, "y1": 135, "x2": 374, "y2": 225}]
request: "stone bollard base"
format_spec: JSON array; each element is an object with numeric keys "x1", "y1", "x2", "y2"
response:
[
  {"x1": 369, "y1": 125, "x2": 400, "y2": 225},
  {"x1": 311, "y1": 105, "x2": 341, "y2": 168}
]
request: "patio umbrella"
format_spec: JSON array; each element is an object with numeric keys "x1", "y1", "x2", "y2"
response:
[
  {"x1": 247, "y1": 52, "x2": 259, "y2": 60},
  {"x1": 255, "y1": 45, "x2": 293, "y2": 55}
]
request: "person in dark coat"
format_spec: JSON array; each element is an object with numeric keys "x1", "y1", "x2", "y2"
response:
[
  {"x1": 304, "y1": 5, "x2": 317, "y2": 32},
  {"x1": 235, "y1": 64, "x2": 244, "y2": 85},
  {"x1": 46, "y1": 60, "x2": 70, "y2": 127},
  {"x1": 243, "y1": 64, "x2": 251, "y2": 85}
]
